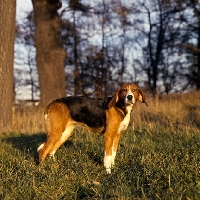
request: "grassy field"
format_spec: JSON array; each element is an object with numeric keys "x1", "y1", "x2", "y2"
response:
[{"x1": 0, "y1": 92, "x2": 200, "y2": 199}]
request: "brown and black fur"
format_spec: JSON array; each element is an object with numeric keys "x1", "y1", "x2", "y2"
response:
[{"x1": 38, "y1": 83, "x2": 148, "y2": 173}]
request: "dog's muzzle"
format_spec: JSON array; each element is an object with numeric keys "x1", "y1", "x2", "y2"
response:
[
  {"x1": 125, "y1": 94, "x2": 135, "y2": 105},
  {"x1": 127, "y1": 95, "x2": 133, "y2": 101}
]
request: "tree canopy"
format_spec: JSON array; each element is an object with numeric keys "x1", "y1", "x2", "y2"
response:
[{"x1": 15, "y1": 0, "x2": 200, "y2": 102}]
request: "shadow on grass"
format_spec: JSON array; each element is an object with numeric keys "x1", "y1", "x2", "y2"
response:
[
  {"x1": 3, "y1": 132, "x2": 103, "y2": 166},
  {"x1": 87, "y1": 151, "x2": 103, "y2": 165},
  {"x1": 64, "y1": 139, "x2": 103, "y2": 166},
  {"x1": 3, "y1": 133, "x2": 46, "y2": 163}
]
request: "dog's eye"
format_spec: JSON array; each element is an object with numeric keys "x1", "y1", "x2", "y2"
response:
[
  {"x1": 132, "y1": 89, "x2": 137, "y2": 92},
  {"x1": 122, "y1": 89, "x2": 127, "y2": 93}
]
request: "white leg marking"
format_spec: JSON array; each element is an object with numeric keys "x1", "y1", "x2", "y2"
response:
[
  {"x1": 37, "y1": 143, "x2": 44, "y2": 152},
  {"x1": 104, "y1": 152, "x2": 113, "y2": 174},
  {"x1": 37, "y1": 143, "x2": 56, "y2": 161},
  {"x1": 60, "y1": 126, "x2": 73, "y2": 143},
  {"x1": 104, "y1": 146, "x2": 117, "y2": 174},
  {"x1": 118, "y1": 105, "x2": 133, "y2": 133}
]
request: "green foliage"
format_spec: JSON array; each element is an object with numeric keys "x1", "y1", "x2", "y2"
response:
[{"x1": 0, "y1": 126, "x2": 200, "y2": 199}]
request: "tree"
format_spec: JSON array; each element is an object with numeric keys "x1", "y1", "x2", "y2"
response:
[
  {"x1": 16, "y1": 0, "x2": 200, "y2": 100},
  {"x1": 0, "y1": 0, "x2": 16, "y2": 131},
  {"x1": 15, "y1": 11, "x2": 39, "y2": 104},
  {"x1": 31, "y1": 0, "x2": 66, "y2": 107},
  {"x1": 136, "y1": 0, "x2": 186, "y2": 95},
  {"x1": 182, "y1": 0, "x2": 200, "y2": 90}
]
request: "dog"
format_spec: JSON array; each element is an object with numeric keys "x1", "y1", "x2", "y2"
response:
[{"x1": 37, "y1": 83, "x2": 148, "y2": 174}]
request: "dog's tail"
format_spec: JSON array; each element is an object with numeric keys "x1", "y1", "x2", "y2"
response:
[{"x1": 37, "y1": 143, "x2": 44, "y2": 152}]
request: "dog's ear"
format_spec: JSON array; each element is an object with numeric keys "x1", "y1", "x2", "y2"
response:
[
  {"x1": 107, "y1": 89, "x2": 120, "y2": 108},
  {"x1": 138, "y1": 89, "x2": 149, "y2": 107}
]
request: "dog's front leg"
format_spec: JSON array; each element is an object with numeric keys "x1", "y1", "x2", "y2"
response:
[
  {"x1": 103, "y1": 135, "x2": 114, "y2": 174},
  {"x1": 103, "y1": 134, "x2": 121, "y2": 174},
  {"x1": 111, "y1": 135, "x2": 121, "y2": 166},
  {"x1": 103, "y1": 153, "x2": 113, "y2": 174}
]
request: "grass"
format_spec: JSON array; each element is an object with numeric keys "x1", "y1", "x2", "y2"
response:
[{"x1": 1, "y1": 92, "x2": 200, "y2": 199}]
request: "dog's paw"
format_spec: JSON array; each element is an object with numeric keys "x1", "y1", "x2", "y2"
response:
[
  {"x1": 106, "y1": 168, "x2": 112, "y2": 174},
  {"x1": 49, "y1": 154, "x2": 56, "y2": 161}
]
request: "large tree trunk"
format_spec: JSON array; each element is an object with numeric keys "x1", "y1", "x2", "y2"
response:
[
  {"x1": 0, "y1": 0, "x2": 16, "y2": 131},
  {"x1": 197, "y1": 20, "x2": 200, "y2": 90},
  {"x1": 32, "y1": 0, "x2": 66, "y2": 107}
]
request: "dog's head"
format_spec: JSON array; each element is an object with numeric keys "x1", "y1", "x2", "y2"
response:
[{"x1": 108, "y1": 83, "x2": 148, "y2": 108}]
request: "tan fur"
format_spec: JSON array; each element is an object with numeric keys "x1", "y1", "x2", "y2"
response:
[
  {"x1": 104, "y1": 106, "x2": 123, "y2": 156},
  {"x1": 39, "y1": 103, "x2": 75, "y2": 162},
  {"x1": 38, "y1": 83, "x2": 148, "y2": 173}
]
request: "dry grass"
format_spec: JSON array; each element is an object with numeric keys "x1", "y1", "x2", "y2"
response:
[
  {"x1": 12, "y1": 106, "x2": 45, "y2": 133},
  {"x1": 1, "y1": 91, "x2": 200, "y2": 199},
  {"x1": 11, "y1": 91, "x2": 200, "y2": 133},
  {"x1": 132, "y1": 91, "x2": 200, "y2": 130}
]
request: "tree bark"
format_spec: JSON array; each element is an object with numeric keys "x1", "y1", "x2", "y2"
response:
[
  {"x1": 197, "y1": 19, "x2": 200, "y2": 90},
  {"x1": 32, "y1": 0, "x2": 66, "y2": 107},
  {"x1": 72, "y1": 10, "x2": 81, "y2": 96},
  {"x1": 0, "y1": 0, "x2": 16, "y2": 131}
]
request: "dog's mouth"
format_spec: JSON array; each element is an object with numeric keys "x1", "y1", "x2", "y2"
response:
[{"x1": 124, "y1": 99, "x2": 135, "y2": 106}]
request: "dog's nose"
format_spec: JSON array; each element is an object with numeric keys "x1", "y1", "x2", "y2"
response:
[{"x1": 127, "y1": 95, "x2": 133, "y2": 101}]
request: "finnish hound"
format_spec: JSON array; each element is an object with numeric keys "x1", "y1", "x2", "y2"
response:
[{"x1": 37, "y1": 83, "x2": 148, "y2": 174}]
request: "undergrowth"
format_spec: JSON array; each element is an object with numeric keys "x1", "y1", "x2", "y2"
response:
[
  {"x1": 0, "y1": 125, "x2": 200, "y2": 199},
  {"x1": 1, "y1": 91, "x2": 200, "y2": 199}
]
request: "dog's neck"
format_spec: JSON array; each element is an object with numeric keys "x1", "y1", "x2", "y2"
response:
[
  {"x1": 117, "y1": 104, "x2": 133, "y2": 133},
  {"x1": 115, "y1": 102, "x2": 134, "y2": 117}
]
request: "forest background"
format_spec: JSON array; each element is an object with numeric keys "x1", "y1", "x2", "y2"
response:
[
  {"x1": 0, "y1": 1, "x2": 200, "y2": 198},
  {"x1": 1, "y1": 0, "x2": 200, "y2": 130}
]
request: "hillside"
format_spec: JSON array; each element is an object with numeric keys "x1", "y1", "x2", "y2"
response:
[{"x1": 1, "y1": 92, "x2": 200, "y2": 199}]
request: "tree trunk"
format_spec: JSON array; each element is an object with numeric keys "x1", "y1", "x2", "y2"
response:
[
  {"x1": 95, "y1": 65, "x2": 101, "y2": 98},
  {"x1": 32, "y1": 0, "x2": 66, "y2": 107},
  {"x1": 197, "y1": 19, "x2": 200, "y2": 90},
  {"x1": 72, "y1": 10, "x2": 81, "y2": 96},
  {"x1": 0, "y1": 0, "x2": 16, "y2": 131}
]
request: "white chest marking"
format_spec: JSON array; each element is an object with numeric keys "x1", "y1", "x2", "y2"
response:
[{"x1": 118, "y1": 105, "x2": 132, "y2": 133}]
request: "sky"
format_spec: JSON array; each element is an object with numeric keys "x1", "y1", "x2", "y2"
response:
[
  {"x1": 16, "y1": 0, "x2": 33, "y2": 100},
  {"x1": 14, "y1": 0, "x2": 141, "y2": 100},
  {"x1": 16, "y1": 0, "x2": 33, "y2": 20}
]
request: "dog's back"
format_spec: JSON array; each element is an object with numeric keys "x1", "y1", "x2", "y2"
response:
[{"x1": 47, "y1": 96, "x2": 112, "y2": 129}]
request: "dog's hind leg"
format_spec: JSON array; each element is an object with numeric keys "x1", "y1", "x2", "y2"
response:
[
  {"x1": 38, "y1": 104, "x2": 68, "y2": 163},
  {"x1": 38, "y1": 127, "x2": 63, "y2": 163},
  {"x1": 48, "y1": 124, "x2": 74, "y2": 160}
]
